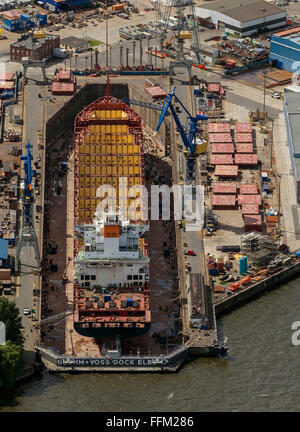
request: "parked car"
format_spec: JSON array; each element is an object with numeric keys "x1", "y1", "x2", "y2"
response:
[
  {"x1": 184, "y1": 249, "x2": 196, "y2": 256},
  {"x1": 23, "y1": 308, "x2": 31, "y2": 316},
  {"x1": 272, "y1": 92, "x2": 281, "y2": 99}
]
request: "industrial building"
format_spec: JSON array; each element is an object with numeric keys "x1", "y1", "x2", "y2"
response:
[
  {"x1": 198, "y1": 45, "x2": 220, "y2": 64},
  {"x1": 195, "y1": 0, "x2": 286, "y2": 37},
  {"x1": 61, "y1": 36, "x2": 89, "y2": 53},
  {"x1": 10, "y1": 33, "x2": 60, "y2": 62},
  {"x1": 283, "y1": 89, "x2": 300, "y2": 203},
  {"x1": 39, "y1": 0, "x2": 90, "y2": 13},
  {"x1": 269, "y1": 27, "x2": 300, "y2": 71},
  {"x1": 1, "y1": 10, "x2": 35, "y2": 31}
]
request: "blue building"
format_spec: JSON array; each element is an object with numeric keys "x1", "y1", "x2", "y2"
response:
[
  {"x1": 283, "y1": 89, "x2": 300, "y2": 203},
  {"x1": 36, "y1": 12, "x2": 48, "y2": 26},
  {"x1": 0, "y1": 238, "x2": 9, "y2": 267},
  {"x1": 269, "y1": 27, "x2": 300, "y2": 71},
  {"x1": 40, "y1": 0, "x2": 91, "y2": 13}
]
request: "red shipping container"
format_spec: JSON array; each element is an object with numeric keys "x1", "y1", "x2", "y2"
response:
[
  {"x1": 207, "y1": 83, "x2": 220, "y2": 93},
  {"x1": 244, "y1": 214, "x2": 262, "y2": 232},
  {"x1": 212, "y1": 195, "x2": 236, "y2": 209},
  {"x1": 210, "y1": 154, "x2": 233, "y2": 165},
  {"x1": 209, "y1": 133, "x2": 232, "y2": 143},
  {"x1": 236, "y1": 123, "x2": 252, "y2": 133},
  {"x1": 240, "y1": 184, "x2": 258, "y2": 194},
  {"x1": 145, "y1": 86, "x2": 167, "y2": 99},
  {"x1": 235, "y1": 132, "x2": 253, "y2": 143},
  {"x1": 236, "y1": 143, "x2": 253, "y2": 153},
  {"x1": 52, "y1": 82, "x2": 74, "y2": 95},
  {"x1": 208, "y1": 123, "x2": 231, "y2": 133},
  {"x1": 213, "y1": 182, "x2": 237, "y2": 194},
  {"x1": 211, "y1": 143, "x2": 234, "y2": 154},
  {"x1": 57, "y1": 70, "x2": 72, "y2": 82},
  {"x1": 238, "y1": 195, "x2": 261, "y2": 205},
  {"x1": 242, "y1": 203, "x2": 259, "y2": 214},
  {"x1": 215, "y1": 165, "x2": 239, "y2": 177},
  {"x1": 217, "y1": 258, "x2": 224, "y2": 271},
  {"x1": 235, "y1": 154, "x2": 258, "y2": 166}
]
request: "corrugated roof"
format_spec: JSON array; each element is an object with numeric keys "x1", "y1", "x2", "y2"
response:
[
  {"x1": 235, "y1": 132, "x2": 253, "y2": 143},
  {"x1": 244, "y1": 214, "x2": 262, "y2": 225},
  {"x1": 273, "y1": 26, "x2": 300, "y2": 37},
  {"x1": 213, "y1": 182, "x2": 237, "y2": 194},
  {"x1": 209, "y1": 133, "x2": 232, "y2": 143},
  {"x1": 236, "y1": 143, "x2": 253, "y2": 153},
  {"x1": 211, "y1": 143, "x2": 234, "y2": 153},
  {"x1": 238, "y1": 194, "x2": 262, "y2": 205},
  {"x1": 212, "y1": 194, "x2": 236, "y2": 207},
  {"x1": 241, "y1": 203, "x2": 259, "y2": 214},
  {"x1": 215, "y1": 165, "x2": 239, "y2": 177},
  {"x1": 210, "y1": 154, "x2": 233, "y2": 165},
  {"x1": 235, "y1": 123, "x2": 252, "y2": 133},
  {"x1": 208, "y1": 122, "x2": 231, "y2": 133},
  {"x1": 240, "y1": 184, "x2": 258, "y2": 194},
  {"x1": 235, "y1": 154, "x2": 258, "y2": 165},
  {"x1": 196, "y1": 0, "x2": 285, "y2": 24}
]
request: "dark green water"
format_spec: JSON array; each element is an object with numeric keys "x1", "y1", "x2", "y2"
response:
[{"x1": 1, "y1": 278, "x2": 300, "y2": 412}]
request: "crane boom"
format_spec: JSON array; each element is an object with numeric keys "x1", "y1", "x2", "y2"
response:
[{"x1": 154, "y1": 87, "x2": 208, "y2": 156}]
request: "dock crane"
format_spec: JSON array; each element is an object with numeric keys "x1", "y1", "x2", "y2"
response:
[
  {"x1": 15, "y1": 139, "x2": 40, "y2": 272},
  {"x1": 154, "y1": 86, "x2": 208, "y2": 175}
]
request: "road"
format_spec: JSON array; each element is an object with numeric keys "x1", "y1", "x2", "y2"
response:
[{"x1": 14, "y1": 81, "x2": 46, "y2": 365}]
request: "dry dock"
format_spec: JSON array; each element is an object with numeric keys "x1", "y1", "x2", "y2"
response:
[{"x1": 36, "y1": 77, "x2": 300, "y2": 372}]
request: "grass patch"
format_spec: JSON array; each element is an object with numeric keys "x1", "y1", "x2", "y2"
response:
[{"x1": 88, "y1": 39, "x2": 103, "y2": 47}]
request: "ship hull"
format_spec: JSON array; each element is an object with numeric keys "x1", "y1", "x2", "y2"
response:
[{"x1": 74, "y1": 323, "x2": 151, "y2": 339}]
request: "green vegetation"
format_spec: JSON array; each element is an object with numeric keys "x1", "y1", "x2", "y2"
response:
[
  {"x1": 88, "y1": 40, "x2": 103, "y2": 47},
  {"x1": 0, "y1": 342, "x2": 23, "y2": 389},
  {"x1": 0, "y1": 298, "x2": 23, "y2": 389},
  {"x1": 0, "y1": 297, "x2": 23, "y2": 345}
]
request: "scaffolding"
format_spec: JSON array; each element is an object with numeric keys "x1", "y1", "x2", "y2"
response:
[{"x1": 241, "y1": 232, "x2": 279, "y2": 267}]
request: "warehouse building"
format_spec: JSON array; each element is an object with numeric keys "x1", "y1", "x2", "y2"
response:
[
  {"x1": 61, "y1": 36, "x2": 89, "y2": 53},
  {"x1": 269, "y1": 27, "x2": 300, "y2": 71},
  {"x1": 10, "y1": 33, "x2": 60, "y2": 62},
  {"x1": 195, "y1": 0, "x2": 286, "y2": 37},
  {"x1": 283, "y1": 89, "x2": 300, "y2": 203}
]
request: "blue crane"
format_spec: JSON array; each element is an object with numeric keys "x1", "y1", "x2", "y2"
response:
[
  {"x1": 16, "y1": 138, "x2": 40, "y2": 272},
  {"x1": 154, "y1": 86, "x2": 208, "y2": 158},
  {"x1": 20, "y1": 139, "x2": 33, "y2": 203}
]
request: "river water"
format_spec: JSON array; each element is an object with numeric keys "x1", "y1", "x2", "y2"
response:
[{"x1": 1, "y1": 278, "x2": 300, "y2": 412}]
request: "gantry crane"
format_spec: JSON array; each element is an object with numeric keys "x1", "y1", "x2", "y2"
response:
[
  {"x1": 15, "y1": 140, "x2": 40, "y2": 272},
  {"x1": 150, "y1": 0, "x2": 204, "y2": 75}
]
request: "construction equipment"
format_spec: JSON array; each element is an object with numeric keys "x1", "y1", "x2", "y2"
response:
[
  {"x1": 163, "y1": 35, "x2": 174, "y2": 50},
  {"x1": 150, "y1": 0, "x2": 203, "y2": 73},
  {"x1": 122, "y1": 97, "x2": 164, "y2": 111},
  {"x1": 15, "y1": 140, "x2": 40, "y2": 271},
  {"x1": 33, "y1": 310, "x2": 73, "y2": 328},
  {"x1": 154, "y1": 86, "x2": 207, "y2": 162}
]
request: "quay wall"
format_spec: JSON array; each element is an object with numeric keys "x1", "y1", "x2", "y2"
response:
[
  {"x1": 37, "y1": 346, "x2": 188, "y2": 373},
  {"x1": 214, "y1": 261, "x2": 300, "y2": 317}
]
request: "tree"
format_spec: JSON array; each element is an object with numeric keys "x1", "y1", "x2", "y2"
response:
[
  {"x1": 0, "y1": 298, "x2": 23, "y2": 389},
  {"x1": 0, "y1": 297, "x2": 23, "y2": 346},
  {"x1": 0, "y1": 341, "x2": 23, "y2": 389}
]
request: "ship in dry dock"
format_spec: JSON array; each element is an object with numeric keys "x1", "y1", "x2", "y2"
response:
[{"x1": 73, "y1": 80, "x2": 151, "y2": 338}]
